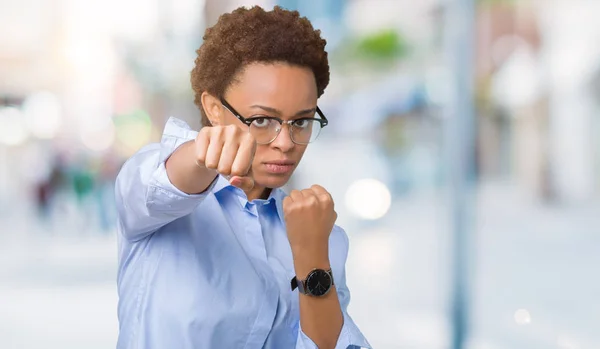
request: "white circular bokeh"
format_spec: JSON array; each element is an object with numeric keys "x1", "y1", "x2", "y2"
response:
[
  {"x1": 0, "y1": 107, "x2": 29, "y2": 146},
  {"x1": 345, "y1": 178, "x2": 392, "y2": 220},
  {"x1": 514, "y1": 309, "x2": 532, "y2": 325},
  {"x1": 22, "y1": 92, "x2": 63, "y2": 139}
]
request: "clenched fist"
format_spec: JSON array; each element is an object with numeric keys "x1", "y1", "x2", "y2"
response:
[
  {"x1": 195, "y1": 124, "x2": 257, "y2": 191},
  {"x1": 283, "y1": 185, "x2": 338, "y2": 256}
]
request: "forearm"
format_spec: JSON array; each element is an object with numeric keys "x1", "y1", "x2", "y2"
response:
[
  {"x1": 165, "y1": 140, "x2": 217, "y2": 195},
  {"x1": 117, "y1": 143, "x2": 215, "y2": 241},
  {"x1": 294, "y1": 251, "x2": 344, "y2": 349}
]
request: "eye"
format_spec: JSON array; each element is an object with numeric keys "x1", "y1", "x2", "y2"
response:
[
  {"x1": 293, "y1": 119, "x2": 310, "y2": 128},
  {"x1": 251, "y1": 117, "x2": 271, "y2": 128}
]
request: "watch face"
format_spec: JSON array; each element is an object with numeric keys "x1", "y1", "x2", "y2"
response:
[{"x1": 306, "y1": 269, "x2": 332, "y2": 297}]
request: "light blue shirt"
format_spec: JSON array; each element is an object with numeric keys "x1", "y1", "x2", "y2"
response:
[{"x1": 115, "y1": 118, "x2": 371, "y2": 349}]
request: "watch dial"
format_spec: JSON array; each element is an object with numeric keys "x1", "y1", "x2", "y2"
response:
[{"x1": 306, "y1": 269, "x2": 332, "y2": 297}]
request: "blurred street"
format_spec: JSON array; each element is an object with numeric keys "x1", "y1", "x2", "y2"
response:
[
  {"x1": 2, "y1": 180, "x2": 599, "y2": 349},
  {"x1": 3, "y1": 0, "x2": 600, "y2": 348}
]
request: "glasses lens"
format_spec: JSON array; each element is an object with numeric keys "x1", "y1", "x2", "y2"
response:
[
  {"x1": 291, "y1": 119, "x2": 322, "y2": 144},
  {"x1": 249, "y1": 118, "x2": 281, "y2": 144}
]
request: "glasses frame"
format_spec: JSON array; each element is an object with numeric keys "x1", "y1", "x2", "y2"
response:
[{"x1": 220, "y1": 98, "x2": 328, "y2": 145}]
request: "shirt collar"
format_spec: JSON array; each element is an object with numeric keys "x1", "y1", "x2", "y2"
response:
[{"x1": 212, "y1": 175, "x2": 287, "y2": 222}]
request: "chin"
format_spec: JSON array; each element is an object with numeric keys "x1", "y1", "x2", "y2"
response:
[{"x1": 257, "y1": 173, "x2": 292, "y2": 189}]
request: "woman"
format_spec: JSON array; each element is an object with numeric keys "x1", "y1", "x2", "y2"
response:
[{"x1": 115, "y1": 6, "x2": 371, "y2": 349}]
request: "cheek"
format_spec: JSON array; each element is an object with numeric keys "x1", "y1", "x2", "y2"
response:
[
  {"x1": 294, "y1": 145, "x2": 308, "y2": 160},
  {"x1": 252, "y1": 146, "x2": 267, "y2": 165}
]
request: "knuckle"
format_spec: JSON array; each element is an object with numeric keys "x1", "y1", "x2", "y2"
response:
[
  {"x1": 209, "y1": 130, "x2": 222, "y2": 143},
  {"x1": 204, "y1": 161, "x2": 217, "y2": 169},
  {"x1": 204, "y1": 155, "x2": 218, "y2": 169},
  {"x1": 217, "y1": 163, "x2": 231, "y2": 175},
  {"x1": 241, "y1": 138, "x2": 255, "y2": 153},
  {"x1": 213, "y1": 126, "x2": 226, "y2": 139},
  {"x1": 231, "y1": 165, "x2": 248, "y2": 177},
  {"x1": 226, "y1": 124, "x2": 239, "y2": 136},
  {"x1": 195, "y1": 153, "x2": 206, "y2": 166},
  {"x1": 244, "y1": 132, "x2": 256, "y2": 143},
  {"x1": 319, "y1": 193, "x2": 332, "y2": 203},
  {"x1": 283, "y1": 201, "x2": 295, "y2": 216},
  {"x1": 305, "y1": 195, "x2": 318, "y2": 207},
  {"x1": 283, "y1": 197, "x2": 292, "y2": 208},
  {"x1": 230, "y1": 163, "x2": 242, "y2": 176},
  {"x1": 198, "y1": 127, "x2": 210, "y2": 137}
]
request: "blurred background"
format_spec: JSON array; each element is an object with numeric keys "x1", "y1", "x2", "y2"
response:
[{"x1": 1, "y1": 0, "x2": 600, "y2": 348}]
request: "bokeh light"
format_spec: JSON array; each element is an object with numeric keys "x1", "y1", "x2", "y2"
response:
[
  {"x1": 345, "y1": 178, "x2": 392, "y2": 220},
  {"x1": 22, "y1": 91, "x2": 63, "y2": 139},
  {"x1": 514, "y1": 309, "x2": 531, "y2": 325},
  {"x1": 114, "y1": 109, "x2": 153, "y2": 155},
  {"x1": 80, "y1": 121, "x2": 116, "y2": 152},
  {"x1": 0, "y1": 107, "x2": 29, "y2": 146}
]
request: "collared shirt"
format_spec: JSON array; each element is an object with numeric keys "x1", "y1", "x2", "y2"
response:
[{"x1": 115, "y1": 117, "x2": 371, "y2": 349}]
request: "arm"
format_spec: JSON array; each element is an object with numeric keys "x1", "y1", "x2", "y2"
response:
[
  {"x1": 165, "y1": 139, "x2": 217, "y2": 195},
  {"x1": 115, "y1": 117, "x2": 256, "y2": 242},
  {"x1": 284, "y1": 187, "x2": 371, "y2": 349},
  {"x1": 115, "y1": 118, "x2": 216, "y2": 242},
  {"x1": 294, "y1": 230, "x2": 371, "y2": 349},
  {"x1": 294, "y1": 251, "x2": 343, "y2": 349}
]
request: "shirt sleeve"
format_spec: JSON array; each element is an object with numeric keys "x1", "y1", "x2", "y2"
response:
[
  {"x1": 295, "y1": 229, "x2": 372, "y2": 349},
  {"x1": 115, "y1": 117, "x2": 217, "y2": 242}
]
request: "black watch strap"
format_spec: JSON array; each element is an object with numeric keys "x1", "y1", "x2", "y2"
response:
[{"x1": 290, "y1": 268, "x2": 334, "y2": 294}]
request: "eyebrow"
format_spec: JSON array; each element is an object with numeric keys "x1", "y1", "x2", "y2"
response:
[{"x1": 249, "y1": 105, "x2": 317, "y2": 117}]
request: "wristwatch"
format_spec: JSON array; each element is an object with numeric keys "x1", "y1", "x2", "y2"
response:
[{"x1": 291, "y1": 268, "x2": 334, "y2": 297}]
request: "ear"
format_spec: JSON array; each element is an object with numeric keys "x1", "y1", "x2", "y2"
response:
[{"x1": 201, "y1": 92, "x2": 223, "y2": 126}]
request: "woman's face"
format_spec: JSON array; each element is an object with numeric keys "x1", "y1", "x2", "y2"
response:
[{"x1": 220, "y1": 62, "x2": 318, "y2": 190}]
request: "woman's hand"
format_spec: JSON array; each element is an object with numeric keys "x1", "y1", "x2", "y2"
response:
[
  {"x1": 166, "y1": 125, "x2": 256, "y2": 195},
  {"x1": 283, "y1": 185, "x2": 337, "y2": 271},
  {"x1": 194, "y1": 124, "x2": 256, "y2": 191}
]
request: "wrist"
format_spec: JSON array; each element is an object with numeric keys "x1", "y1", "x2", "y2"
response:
[
  {"x1": 166, "y1": 141, "x2": 217, "y2": 194},
  {"x1": 292, "y1": 248, "x2": 330, "y2": 277}
]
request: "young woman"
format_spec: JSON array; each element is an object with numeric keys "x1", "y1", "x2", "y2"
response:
[{"x1": 115, "y1": 6, "x2": 370, "y2": 349}]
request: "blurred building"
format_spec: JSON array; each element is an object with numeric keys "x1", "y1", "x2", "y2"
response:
[
  {"x1": 2, "y1": 1, "x2": 600, "y2": 349},
  {"x1": 0, "y1": 0, "x2": 208, "y2": 219},
  {"x1": 474, "y1": 0, "x2": 600, "y2": 203}
]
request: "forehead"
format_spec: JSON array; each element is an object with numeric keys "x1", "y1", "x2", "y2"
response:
[{"x1": 225, "y1": 62, "x2": 318, "y2": 111}]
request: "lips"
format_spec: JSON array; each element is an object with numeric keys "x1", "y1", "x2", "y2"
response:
[
  {"x1": 263, "y1": 160, "x2": 296, "y2": 174},
  {"x1": 264, "y1": 160, "x2": 295, "y2": 166}
]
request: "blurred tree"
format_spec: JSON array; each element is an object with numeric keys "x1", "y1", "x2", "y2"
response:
[
  {"x1": 355, "y1": 29, "x2": 408, "y2": 61},
  {"x1": 331, "y1": 28, "x2": 410, "y2": 74}
]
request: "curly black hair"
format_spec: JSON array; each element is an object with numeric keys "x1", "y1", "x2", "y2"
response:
[{"x1": 191, "y1": 5, "x2": 330, "y2": 126}]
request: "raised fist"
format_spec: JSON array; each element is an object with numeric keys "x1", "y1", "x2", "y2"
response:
[
  {"x1": 195, "y1": 124, "x2": 256, "y2": 190},
  {"x1": 283, "y1": 185, "x2": 337, "y2": 255}
]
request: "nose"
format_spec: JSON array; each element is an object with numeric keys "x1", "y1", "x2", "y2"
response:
[{"x1": 269, "y1": 124, "x2": 295, "y2": 152}]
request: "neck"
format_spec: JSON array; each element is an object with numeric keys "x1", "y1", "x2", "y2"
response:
[{"x1": 245, "y1": 185, "x2": 271, "y2": 202}]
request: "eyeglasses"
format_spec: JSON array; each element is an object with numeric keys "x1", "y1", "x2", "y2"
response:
[{"x1": 221, "y1": 98, "x2": 328, "y2": 145}]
